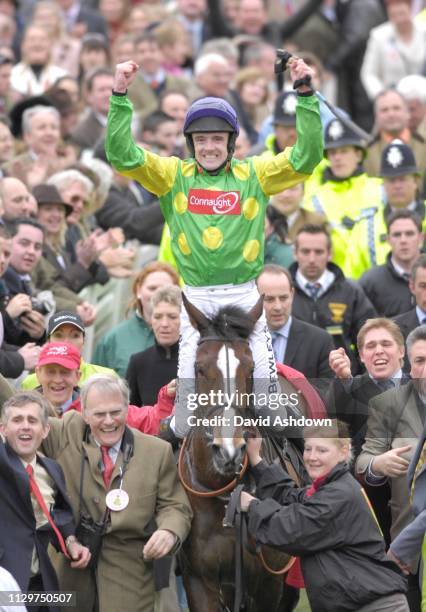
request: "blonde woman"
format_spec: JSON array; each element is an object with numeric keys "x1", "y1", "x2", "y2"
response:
[
  {"x1": 241, "y1": 421, "x2": 409, "y2": 612},
  {"x1": 31, "y1": 1, "x2": 81, "y2": 78},
  {"x1": 34, "y1": 183, "x2": 109, "y2": 293}
]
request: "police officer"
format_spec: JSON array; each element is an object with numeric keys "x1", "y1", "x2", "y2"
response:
[
  {"x1": 249, "y1": 90, "x2": 298, "y2": 156},
  {"x1": 344, "y1": 140, "x2": 425, "y2": 280},
  {"x1": 303, "y1": 118, "x2": 383, "y2": 269}
]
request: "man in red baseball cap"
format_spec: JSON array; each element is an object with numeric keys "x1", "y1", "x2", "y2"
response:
[
  {"x1": 35, "y1": 342, "x2": 81, "y2": 416},
  {"x1": 34, "y1": 341, "x2": 177, "y2": 435}
]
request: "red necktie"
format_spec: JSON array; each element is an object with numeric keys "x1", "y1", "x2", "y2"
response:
[
  {"x1": 101, "y1": 446, "x2": 114, "y2": 488},
  {"x1": 26, "y1": 465, "x2": 70, "y2": 558}
]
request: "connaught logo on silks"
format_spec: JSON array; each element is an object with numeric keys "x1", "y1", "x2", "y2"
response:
[{"x1": 188, "y1": 189, "x2": 241, "y2": 215}]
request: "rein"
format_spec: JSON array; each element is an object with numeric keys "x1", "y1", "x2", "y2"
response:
[
  {"x1": 223, "y1": 484, "x2": 295, "y2": 612},
  {"x1": 178, "y1": 435, "x2": 249, "y2": 498}
]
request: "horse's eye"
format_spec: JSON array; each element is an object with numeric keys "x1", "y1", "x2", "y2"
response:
[{"x1": 195, "y1": 364, "x2": 205, "y2": 377}]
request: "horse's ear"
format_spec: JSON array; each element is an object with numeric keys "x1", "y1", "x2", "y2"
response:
[
  {"x1": 248, "y1": 294, "x2": 264, "y2": 323},
  {"x1": 182, "y1": 293, "x2": 210, "y2": 334}
]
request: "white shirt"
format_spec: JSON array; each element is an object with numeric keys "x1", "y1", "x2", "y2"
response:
[{"x1": 296, "y1": 267, "x2": 336, "y2": 298}]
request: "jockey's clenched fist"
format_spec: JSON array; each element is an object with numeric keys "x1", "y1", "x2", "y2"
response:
[{"x1": 113, "y1": 61, "x2": 139, "y2": 93}]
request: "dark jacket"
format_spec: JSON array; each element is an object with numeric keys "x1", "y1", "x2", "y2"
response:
[
  {"x1": 95, "y1": 183, "x2": 164, "y2": 244},
  {"x1": 126, "y1": 341, "x2": 178, "y2": 406},
  {"x1": 247, "y1": 462, "x2": 406, "y2": 612},
  {"x1": 1, "y1": 268, "x2": 45, "y2": 348},
  {"x1": 3, "y1": 261, "x2": 83, "y2": 312},
  {"x1": 282, "y1": 317, "x2": 334, "y2": 389},
  {"x1": 360, "y1": 253, "x2": 415, "y2": 318},
  {"x1": 394, "y1": 308, "x2": 422, "y2": 372},
  {"x1": 394, "y1": 308, "x2": 422, "y2": 341},
  {"x1": 207, "y1": 0, "x2": 323, "y2": 47},
  {"x1": 70, "y1": 109, "x2": 105, "y2": 151},
  {"x1": 0, "y1": 442, "x2": 75, "y2": 608},
  {"x1": 42, "y1": 243, "x2": 109, "y2": 293},
  {"x1": 289, "y1": 262, "x2": 376, "y2": 369},
  {"x1": 0, "y1": 342, "x2": 25, "y2": 378}
]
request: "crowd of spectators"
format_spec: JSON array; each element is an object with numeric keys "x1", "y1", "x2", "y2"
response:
[{"x1": 0, "y1": 0, "x2": 425, "y2": 611}]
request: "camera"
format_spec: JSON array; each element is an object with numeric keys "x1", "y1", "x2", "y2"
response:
[
  {"x1": 76, "y1": 513, "x2": 107, "y2": 568},
  {"x1": 30, "y1": 297, "x2": 50, "y2": 316}
]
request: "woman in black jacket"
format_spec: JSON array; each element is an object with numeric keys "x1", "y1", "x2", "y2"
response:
[
  {"x1": 126, "y1": 285, "x2": 181, "y2": 406},
  {"x1": 240, "y1": 420, "x2": 409, "y2": 612}
]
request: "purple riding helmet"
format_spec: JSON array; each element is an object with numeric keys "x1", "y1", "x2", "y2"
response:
[{"x1": 183, "y1": 97, "x2": 240, "y2": 160}]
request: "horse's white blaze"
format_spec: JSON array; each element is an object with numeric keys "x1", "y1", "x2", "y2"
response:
[
  {"x1": 217, "y1": 346, "x2": 240, "y2": 459},
  {"x1": 217, "y1": 345, "x2": 239, "y2": 398},
  {"x1": 220, "y1": 407, "x2": 237, "y2": 459}
]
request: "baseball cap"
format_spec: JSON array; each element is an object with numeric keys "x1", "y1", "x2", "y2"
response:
[
  {"x1": 37, "y1": 342, "x2": 81, "y2": 370},
  {"x1": 47, "y1": 311, "x2": 85, "y2": 337}
]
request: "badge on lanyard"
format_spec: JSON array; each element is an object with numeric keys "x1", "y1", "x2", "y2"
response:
[
  {"x1": 106, "y1": 467, "x2": 129, "y2": 511},
  {"x1": 106, "y1": 488, "x2": 129, "y2": 511}
]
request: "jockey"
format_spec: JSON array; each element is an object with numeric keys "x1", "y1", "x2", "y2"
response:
[{"x1": 106, "y1": 57, "x2": 323, "y2": 437}]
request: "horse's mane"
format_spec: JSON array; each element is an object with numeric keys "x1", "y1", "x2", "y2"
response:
[{"x1": 208, "y1": 305, "x2": 255, "y2": 341}]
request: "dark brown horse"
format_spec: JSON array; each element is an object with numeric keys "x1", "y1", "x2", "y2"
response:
[{"x1": 178, "y1": 295, "x2": 307, "y2": 612}]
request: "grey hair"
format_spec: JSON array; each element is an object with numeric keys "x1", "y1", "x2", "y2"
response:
[
  {"x1": 80, "y1": 375, "x2": 129, "y2": 412},
  {"x1": 397, "y1": 75, "x2": 426, "y2": 105},
  {"x1": 151, "y1": 285, "x2": 182, "y2": 311},
  {"x1": 194, "y1": 53, "x2": 229, "y2": 77},
  {"x1": 199, "y1": 38, "x2": 238, "y2": 63},
  {"x1": 22, "y1": 105, "x2": 60, "y2": 135},
  {"x1": 47, "y1": 169, "x2": 94, "y2": 195},
  {"x1": 406, "y1": 325, "x2": 426, "y2": 359},
  {"x1": 2, "y1": 391, "x2": 52, "y2": 425},
  {"x1": 88, "y1": 159, "x2": 113, "y2": 205}
]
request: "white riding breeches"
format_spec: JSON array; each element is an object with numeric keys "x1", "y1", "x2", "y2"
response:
[{"x1": 174, "y1": 280, "x2": 280, "y2": 437}]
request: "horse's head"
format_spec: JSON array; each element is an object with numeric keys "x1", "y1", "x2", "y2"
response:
[{"x1": 183, "y1": 294, "x2": 263, "y2": 477}]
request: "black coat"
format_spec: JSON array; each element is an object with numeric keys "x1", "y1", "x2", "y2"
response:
[
  {"x1": 289, "y1": 262, "x2": 376, "y2": 371},
  {"x1": 360, "y1": 254, "x2": 414, "y2": 318},
  {"x1": 126, "y1": 341, "x2": 178, "y2": 406},
  {"x1": 278, "y1": 318, "x2": 334, "y2": 397},
  {"x1": 284, "y1": 317, "x2": 334, "y2": 379},
  {"x1": 95, "y1": 184, "x2": 164, "y2": 244},
  {"x1": 1, "y1": 267, "x2": 43, "y2": 348},
  {"x1": 247, "y1": 462, "x2": 406, "y2": 612},
  {"x1": 0, "y1": 442, "x2": 75, "y2": 609},
  {"x1": 394, "y1": 308, "x2": 421, "y2": 372},
  {"x1": 0, "y1": 342, "x2": 25, "y2": 378}
]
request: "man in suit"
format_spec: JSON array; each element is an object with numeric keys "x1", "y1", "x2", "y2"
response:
[
  {"x1": 0, "y1": 391, "x2": 90, "y2": 611},
  {"x1": 395, "y1": 254, "x2": 426, "y2": 340},
  {"x1": 257, "y1": 263, "x2": 334, "y2": 394},
  {"x1": 328, "y1": 317, "x2": 408, "y2": 545},
  {"x1": 70, "y1": 69, "x2": 114, "y2": 152},
  {"x1": 42, "y1": 375, "x2": 192, "y2": 612},
  {"x1": 356, "y1": 325, "x2": 426, "y2": 611},
  {"x1": 56, "y1": 0, "x2": 108, "y2": 38}
]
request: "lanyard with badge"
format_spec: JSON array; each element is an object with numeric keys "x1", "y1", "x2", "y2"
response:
[{"x1": 105, "y1": 445, "x2": 132, "y2": 512}]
